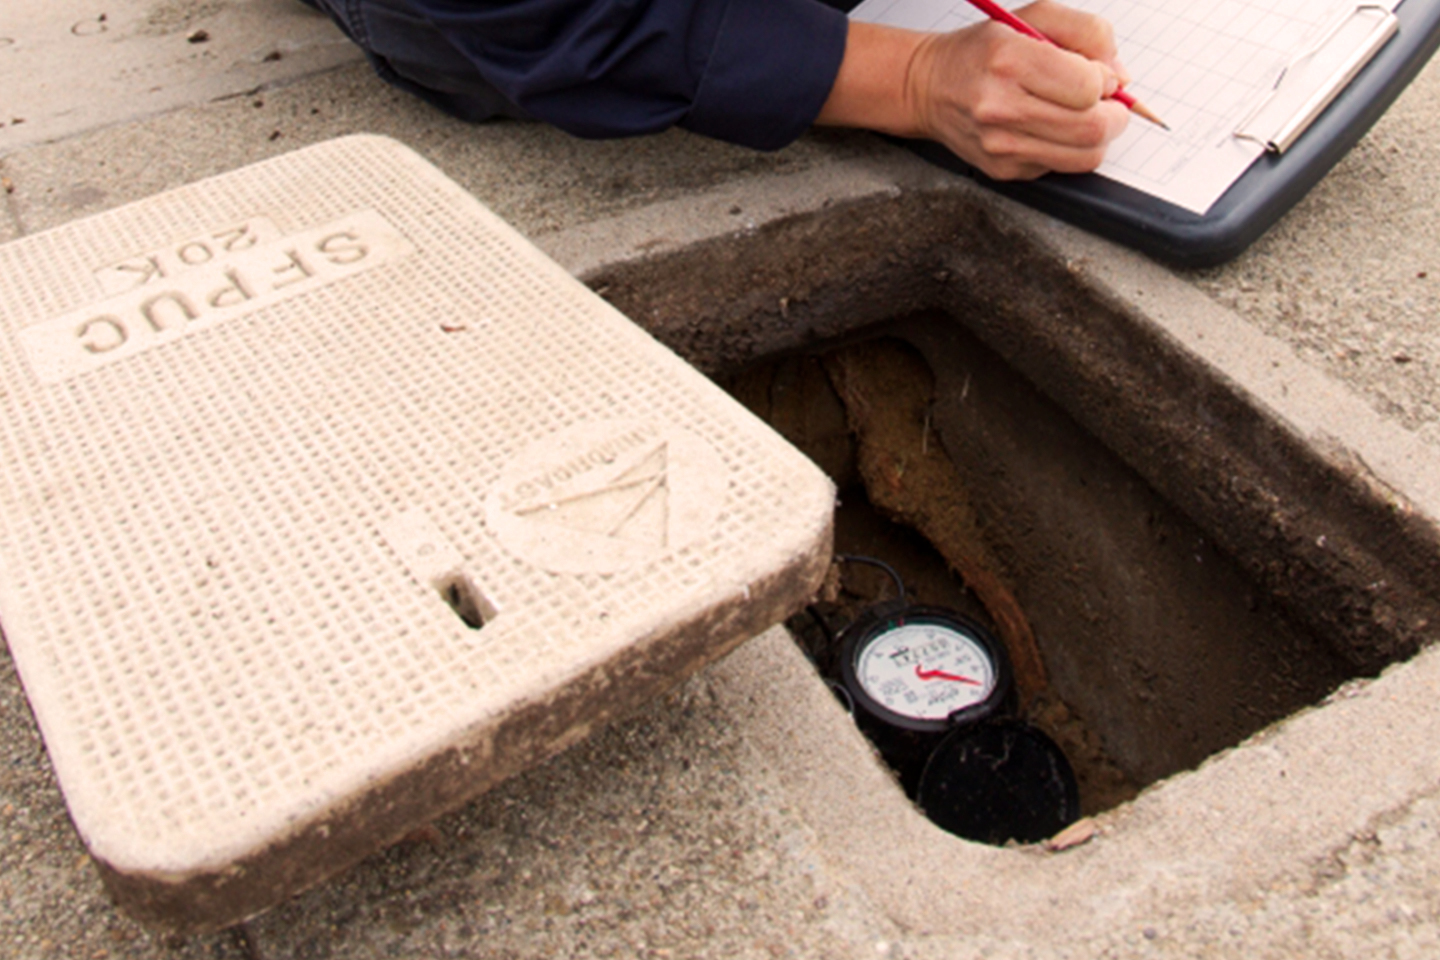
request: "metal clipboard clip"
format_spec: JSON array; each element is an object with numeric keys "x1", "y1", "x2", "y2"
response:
[{"x1": 1233, "y1": 4, "x2": 1399, "y2": 154}]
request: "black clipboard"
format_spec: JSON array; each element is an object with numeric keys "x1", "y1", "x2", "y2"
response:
[{"x1": 898, "y1": 0, "x2": 1440, "y2": 269}]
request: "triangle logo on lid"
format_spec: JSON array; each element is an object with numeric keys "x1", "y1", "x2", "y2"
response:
[{"x1": 514, "y1": 443, "x2": 670, "y2": 547}]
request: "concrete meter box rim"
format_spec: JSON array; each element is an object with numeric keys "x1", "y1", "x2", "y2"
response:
[{"x1": 0, "y1": 135, "x2": 834, "y2": 933}]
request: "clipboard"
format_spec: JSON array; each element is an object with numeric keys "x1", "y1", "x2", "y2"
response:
[{"x1": 897, "y1": 0, "x2": 1440, "y2": 268}]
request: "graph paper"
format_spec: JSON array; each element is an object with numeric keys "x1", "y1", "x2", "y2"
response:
[{"x1": 850, "y1": 0, "x2": 1402, "y2": 213}]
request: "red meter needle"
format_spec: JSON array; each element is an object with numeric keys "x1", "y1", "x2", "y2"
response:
[{"x1": 915, "y1": 665, "x2": 982, "y2": 686}]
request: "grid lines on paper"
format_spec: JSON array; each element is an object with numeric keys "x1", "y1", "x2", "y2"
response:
[{"x1": 1084, "y1": 0, "x2": 1355, "y2": 185}]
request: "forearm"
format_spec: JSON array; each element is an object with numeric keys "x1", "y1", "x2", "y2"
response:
[{"x1": 814, "y1": 22, "x2": 931, "y2": 139}]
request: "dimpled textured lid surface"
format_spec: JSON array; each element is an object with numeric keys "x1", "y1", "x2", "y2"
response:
[{"x1": 0, "y1": 135, "x2": 833, "y2": 932}]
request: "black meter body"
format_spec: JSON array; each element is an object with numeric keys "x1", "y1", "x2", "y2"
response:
[
  {"x1": 838, "y1": 603, "x2": 1013, "y2": 733},
  {"x1": 833, "y1": 598, "x2": 1080, "y2": 845},
  {"x1": 836, "y1": 603, "x2": 1014, "y2": 795}
]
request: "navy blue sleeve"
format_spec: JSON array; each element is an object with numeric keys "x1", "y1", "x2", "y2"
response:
[{"x1": 408, "y1": 0, "x2": 850, "y2": 150}]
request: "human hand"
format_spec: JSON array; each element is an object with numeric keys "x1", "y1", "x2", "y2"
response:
[
  {"x1": 818, "y1": 1, "x2": 1132, "y2": 180},
  {"x1": 910, "y1": 1, "x2": 1131, "y2": 178}
]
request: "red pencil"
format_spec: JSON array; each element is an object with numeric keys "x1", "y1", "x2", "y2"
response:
[{"x1": 964, "y1": 0, "x2": 1168, "y2": 129}]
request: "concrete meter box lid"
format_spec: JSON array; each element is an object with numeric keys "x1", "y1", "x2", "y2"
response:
[{"x1": 0, "y1": 135, "x2": 834, "y2": 933}]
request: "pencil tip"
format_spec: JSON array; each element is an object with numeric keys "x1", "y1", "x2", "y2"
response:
[{"x1": 1132, "y1": 101, "x2": 1168, "y2": 130}]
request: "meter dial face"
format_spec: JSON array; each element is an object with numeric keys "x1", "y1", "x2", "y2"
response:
[{"x1": 854, "y1": 618, "x2": 998, "y2": 726}]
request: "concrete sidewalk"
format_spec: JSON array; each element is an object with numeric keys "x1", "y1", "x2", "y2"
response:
[
  {"x1": 1, "y1": 0, "x2": 358, "y2": 151},
  {"x1": 5, "y1": 2, "x2": 1440, "y2": 958}
]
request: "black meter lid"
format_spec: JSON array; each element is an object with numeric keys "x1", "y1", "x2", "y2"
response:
[{"x1": 916, "y1": 719, "x2": 1080, "y2": 846}]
